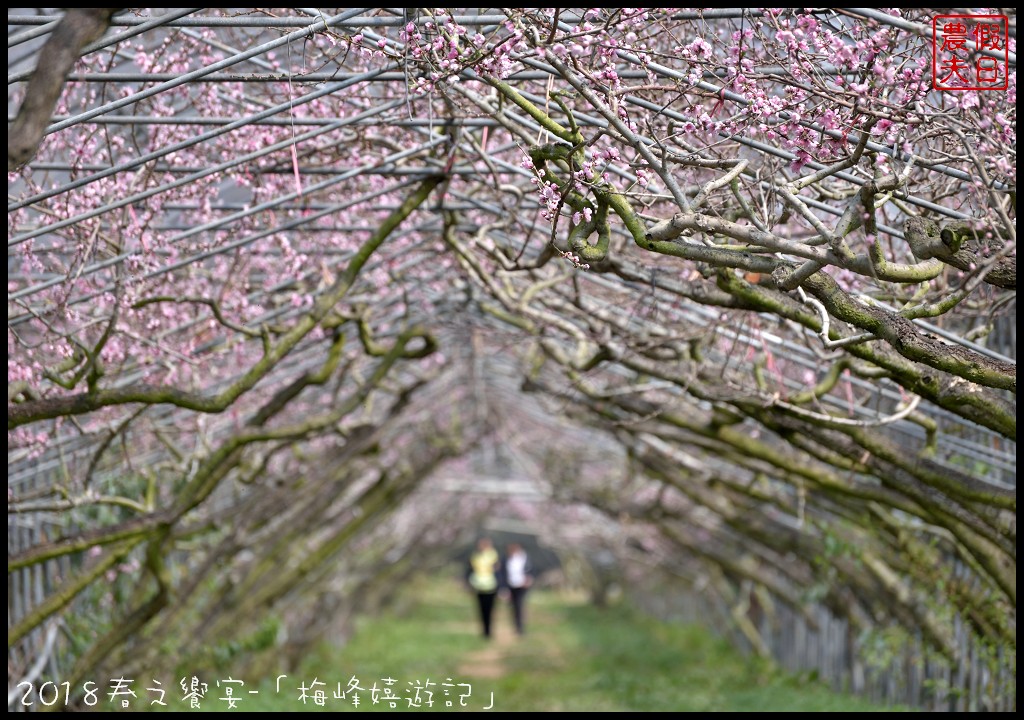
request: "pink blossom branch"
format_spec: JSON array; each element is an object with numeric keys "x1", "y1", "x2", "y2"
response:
[{"x1": 8, "y1": 177, "x2": 443, "y2": 429}]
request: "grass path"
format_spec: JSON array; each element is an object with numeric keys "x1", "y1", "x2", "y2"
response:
[
  {"x1": 149, "y1": 574, "x2": 908, "y2": 711},
  {"x1": 315, "y1": 577, "x2": 906, "y2": 712},
  {"x1": 456, "y1": 590, "x2": 566, "y2": 681}
]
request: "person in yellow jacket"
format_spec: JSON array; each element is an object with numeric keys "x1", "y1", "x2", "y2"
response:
[{"x1": 466, "y1": 537, "x2": 500, "y2": 638}]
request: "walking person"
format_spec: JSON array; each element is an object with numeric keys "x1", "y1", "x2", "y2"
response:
[
  {"x1": 503, "y1": 542, "x2": 533, "y2": 636},
  {"x1": 466, "y1": 537, "x2": 500, "y2": 638}
]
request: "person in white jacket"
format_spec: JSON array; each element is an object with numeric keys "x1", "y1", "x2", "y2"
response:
[{"x1": 502, "y1": 543, "x2": 533, "y2": 636}]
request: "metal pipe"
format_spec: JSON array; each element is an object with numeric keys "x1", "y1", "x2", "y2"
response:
[
  {"x1": 8, "y1": 10, "x2": 202, "y2": 83},
  {"x1": 7, "y1": 13, "x2": 511, "y2": 28},
  {"x1": 37, "y1": 8, "x2": 372, "y2": 134},
  {"x1": 9, "y1": 97, "x2": 405, "y2": 247},
  {"x1": 51, "y1": 65, "x2": 847, "y2": 84},
  {"x1": 20, "y1": 162, "x2": 485, "y2": 175},
  {"x1": 7, "y1": 16, "x2": 61, "y2": 48},
  {"x1": 9, "y1": 140, "x2": 440, "y2": 306},
  {"x1": 10, "y1": 179, "x2": 444, "y2": 328},
  {"x1": 9, "y1": 63, "x2": 402, "y2": 212}
]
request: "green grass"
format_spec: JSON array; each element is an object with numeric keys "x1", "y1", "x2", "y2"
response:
[
  {"x1": 475, "y1": 588, "x2": 904, "y2": 712},
  {"x1": 145, "y1": 575, "x2": 909, "y2": 712}
]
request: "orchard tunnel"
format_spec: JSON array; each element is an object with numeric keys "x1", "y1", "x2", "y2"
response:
[{"x1": 8, "y1": 7, "x2": 1016, "y2": 711}]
